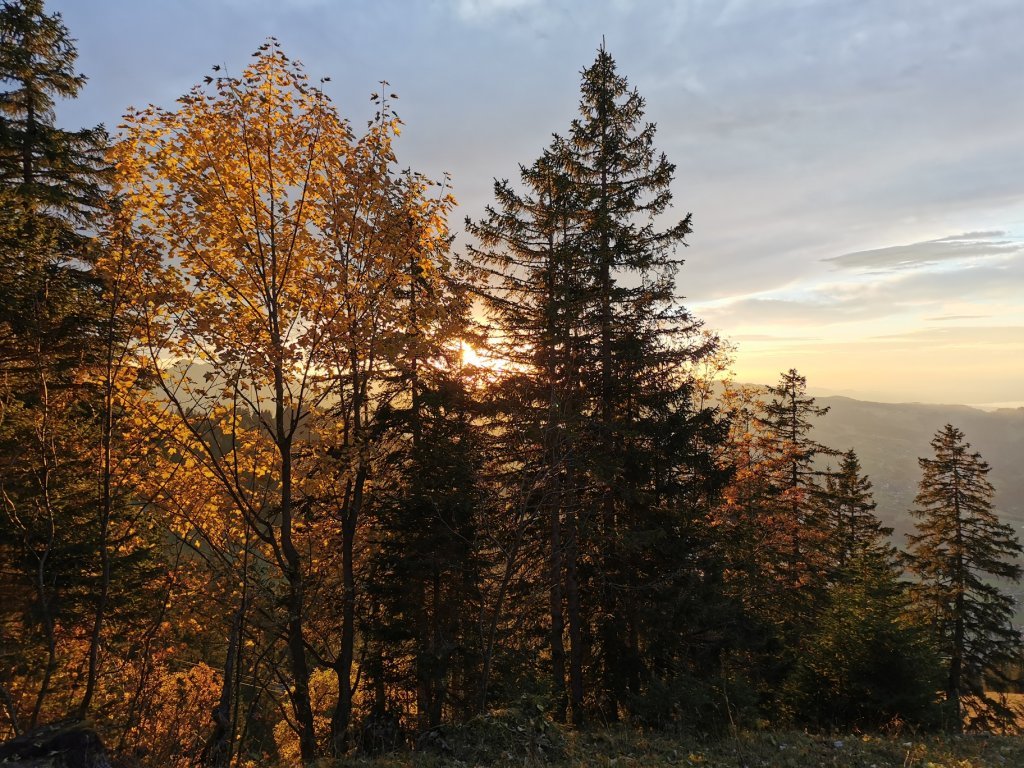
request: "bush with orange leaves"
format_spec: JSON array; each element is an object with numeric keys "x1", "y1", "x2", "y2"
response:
[{"x1": 129, "y1": 663, "x2": 221, "y2": 768}]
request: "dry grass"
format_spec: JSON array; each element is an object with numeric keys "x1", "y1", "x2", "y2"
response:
[
  {"x1": 962, "y1": 692, "x2": 1024, "y2": 732},
  {"x1": 564, "y1": 729, "x2": 1024, "y2": 768},
  {"x1": 1004, "y1": 692, "x2": 1024, "y2": 728},
  {"x1": 319, "y1": 728, "x2": 1024, "y2": 768}
]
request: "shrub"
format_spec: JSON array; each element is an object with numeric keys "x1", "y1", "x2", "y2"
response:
[{"x1": 416, "y1": 697, "x2": 564, "y2": 765}]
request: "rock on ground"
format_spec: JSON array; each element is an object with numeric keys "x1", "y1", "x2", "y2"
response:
[{"x1": 0, "y1": 720, "x2": 110, "y2": 768}]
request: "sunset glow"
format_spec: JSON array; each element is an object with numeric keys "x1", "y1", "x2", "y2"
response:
[
  {"x1": 459, "y1": 340, "x2": 507, "y2": 375},
  {"x1": 6, "y1": 2, "x2": 1024, "y2": 758},
  {"x1": 49, "y1": 0, "x2": 1024, "y2": 404}
]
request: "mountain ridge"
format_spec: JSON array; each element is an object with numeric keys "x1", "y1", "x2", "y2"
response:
[{"x1": 806, "y1": 392, "x2": 1024, "y2": 541}]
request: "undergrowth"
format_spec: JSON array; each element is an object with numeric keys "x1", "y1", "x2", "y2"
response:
[{"x1": 320, "y1": 726, "x2": 1024, "y2": 768}]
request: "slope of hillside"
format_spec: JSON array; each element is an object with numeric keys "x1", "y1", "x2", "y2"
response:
[{"x1": 810, "y1": 396, "x2": 1024, "y2": 542}]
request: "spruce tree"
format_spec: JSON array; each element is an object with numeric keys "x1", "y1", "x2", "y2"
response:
[
  {"x1": 0, "y1": 0, "x2": 107, "y2": 324},
  {"x1": 756, "y1": 369, "x2": 836, "y2": 615},
  {"x1": 361, "y1": 215, "x2": 486, "y2": 736},
  {"x1": 714, "y1": 371, "x2": 838, "y2": 718},
  {"x1": 824, "y1": 449, "x2": 896, "y2": 580},
  {"x1": 0, "y1": 0, "x2": 108, "y2": 399},
  {"x1": 466, "y1": 141, "x2": 591, "y2": 724},
  {"x1": 788, "y1": 448, "x2": 942, "y2": 730},
  {"x1": 0, "y1": 0, "x2": 114, "y2": 731},
  {"x1": 366, "y1": 368, "x2": 485, "y2": 733},
  {"x1": 469, "y1": 44, "x2": 730, "y2": 725},
  {"x1": 906, "y1": 424, "x2": 1023, "y2": 731},
  {"x1": 566, "y1": 43, "x2": 731, "y2": 724}
]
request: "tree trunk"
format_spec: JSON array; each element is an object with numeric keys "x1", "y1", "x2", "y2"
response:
[
  {"x1": 330, "y1": 487, "x2": 359, "y2": 757},
  {"x1": 28, "y1": 361, "x2": 56, "y2": 730},
  {"x1": 202, "y1": 607, "x2": 242, "y2": 767},
  {"x1": 950, "y1": 467, "x2": 965, "y2": 733},
  {"x1": 548, "y1": 503, "x2": 568, "y2": 723},
  {"x1": 275, "y1": 363, "x2": 316, "y2": 764},
  {"x1": 563, "y1": 492, "x2": 585, "y2": 728},
  {"x1": 78, "y1": 306, "x2": 117, "y2": 719}
]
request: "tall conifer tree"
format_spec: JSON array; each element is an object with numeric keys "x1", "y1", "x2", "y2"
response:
[
  {"x1": 565, "y1": 46, "x2": 699, "y2": 720},
  {"x1": 824, "y1": 449, "x2": 896, "y2": 580},
  {"x1": 756, "y1": 370, "x2": 835, "y2": 621},
  {"x1": 0, "y1": 0, "x2": 113, "y2": 732},
  {"x1": 906, "y1": 424, "x2": 1023, "y2": 731},
  {"x1": 467, "y1": 141, "x2": 590, "y2": 724},
  {"x1": 469, "y1": 45, "x2": 729, "y2": 725}
]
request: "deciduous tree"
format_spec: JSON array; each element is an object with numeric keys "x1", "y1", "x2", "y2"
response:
[
  {"x1": 115, "y1": 46, "x2": 464, "y2": 760},
  {"x1": 114, "y1": 43, "x2": 350, "y2": 762}
]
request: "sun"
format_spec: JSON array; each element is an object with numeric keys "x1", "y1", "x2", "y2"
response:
[{"x1": 459, "y1": 341, "x2": 506, "y2": 374}]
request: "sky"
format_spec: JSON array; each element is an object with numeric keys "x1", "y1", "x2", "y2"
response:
[{"x1": 47, "y1": 0, "x2": 1024, "y2": 406}]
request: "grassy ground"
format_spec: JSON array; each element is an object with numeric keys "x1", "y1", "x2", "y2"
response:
[
  {"x1": 311, "y1": 695, "x2": 1024, "y2": 768},
  {"x1": 562, "y1": 729, "x2": 1024, "y2": 768},
  {"x1": 327, "y1": 728, "x2": 1024, "y2": 768}
]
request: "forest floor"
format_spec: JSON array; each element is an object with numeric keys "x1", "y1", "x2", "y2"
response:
[
  {"x1": 327, "y1": 728, "x2": 1024, "y2": 768},
  {"x1": 560, "y1": 729, "x2": 1024, "y2": 768}
]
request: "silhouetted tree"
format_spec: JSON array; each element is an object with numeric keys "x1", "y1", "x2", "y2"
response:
[
  {"x1": 469, "y1": 44, "x2": 730, "y2": 726},
  {"x1": 0, "y1": 0, "x2": 115, "y2": 732},
  {"x1": 824, "y1": 449, "x2": 897, "y2": 581},
  {"x1": 466, "y1": 141, "x2": 590, "y2": 724},
  {"x1": 906, "y1": 424, "x2": 1023, "y2": 731},
  {"x1": 788, "y1": 449, "x2": 942, "y2": 730}
]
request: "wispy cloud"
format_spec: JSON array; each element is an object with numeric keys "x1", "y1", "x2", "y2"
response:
[
  {"x1": 924, "y1": 314, "x2": 991, "y2": 321},
  {"x1": 934, "y1": 231, "x2": 1006, "y2": 242},
  {"x1": 823, "y1": 231, "x2": 1022, "y2": 272},
  {"x1": 452, "y1": 0, "x2": 542, "y2": 21},
  {"x1": 733, "y1": 333, "x2": 823, "y2": 342},
  {"x1": 869, "y1": 326, "x2": 1024, "y2": 344},
  {"x1": 699, "y1": 244, "x2": 1024, "y2": 337}
]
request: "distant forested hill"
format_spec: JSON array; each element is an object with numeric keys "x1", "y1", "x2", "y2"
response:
[{"x1": 810, "y1": 396, "x2": 1024, "y2": 542}]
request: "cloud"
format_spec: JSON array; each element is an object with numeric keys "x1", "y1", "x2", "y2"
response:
[
  {"x1": 699, "y1": 246, "x2": 1024, "y2": 332},
  {"x1": 924, "y1": 314, "x2": 990, "y2": 321},
  {"x1": 934, "y1": 231, "x2": 1006, "y2": 242},
  {"x1": 703, "y1": 296, "x2": 870, "y2": 326},
  {"x1": 732, "y1": 333, "x2": 823, "y2": 342},
  {"x1": 823, "y1": 232, "x2": 1023, "y2": 272},
  {"x1": 712, "y1": 0, "x2": 827, "y2": 28},
  {"x1": 212, "y1": 0, "x2": 328, "y2": 9},
  {"x1": 868, "y1": 325, "x2": 1024, "y2": 345},
  {"x1": 452, "y1": 0, "x2": 541, "y2": 21}
]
